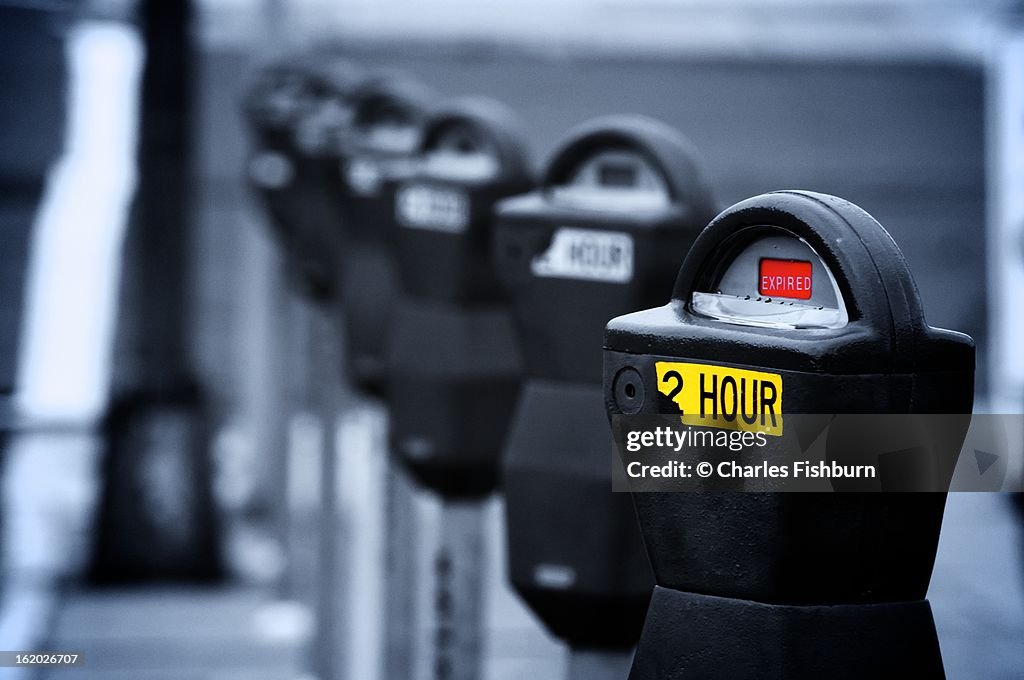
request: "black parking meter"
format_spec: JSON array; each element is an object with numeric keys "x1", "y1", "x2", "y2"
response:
[
  {"x1": 386, "y1": 97, "x2": 533, "y2": 680},
  {"x1": 242, "y1": 55, "x2": 364, "y2": 300},
  {"x1": 493, "y1": 116, "x2": 716, "y2": 664},
  {"x1": 604, "y1": 191, "x2": 974, "y2": 679},
  {"x1": 387, "y1": 97, "x2": 533, "y2": 496},
  {"x1": 332, "y1": 75, "x2": 436, "y2": 393}
]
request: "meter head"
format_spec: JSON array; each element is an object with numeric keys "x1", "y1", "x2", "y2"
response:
[
  {"x1": 417, "y1": 97, "x2": 532, "y2": 186},
  {"x1": 351, "y1": 75, "x2": 435, "y2": 156},
  {"x1": 542, "y1": 114, "x2": 715, "y2": 223},
  {"x1": 242, "y1": 60, "x2": 319, "y2": 135},
  {"x1": 606, "y1": 190, "x2": 973, "y2": 376}
]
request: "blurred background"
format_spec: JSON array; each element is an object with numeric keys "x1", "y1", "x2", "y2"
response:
[{"x1": 1, "y1": 0, "x2": 1023, "y2": 678}]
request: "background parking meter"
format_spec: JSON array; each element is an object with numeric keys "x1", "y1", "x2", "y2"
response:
[
  {"x1": 386, "y1": 98, "x2": 533, "y2": 680},
  {"x1": 327, "y1": 75, "x2": 437, "y2": 680},
  {"x1": 242, "y1": 55, "x2": 364, "y2": 300},
  {"x1": 604, "y1": 191, "x2": 975, "y2": 679},
  {"x1": 333, "y1": 76, "x2": 436, "y2": 393},
  {"x1": 493, "y1": 116, "x2": 716, "y2": 669},
  {"x1": 388, "y1": 97, "x2": 533, "y2": 495}
]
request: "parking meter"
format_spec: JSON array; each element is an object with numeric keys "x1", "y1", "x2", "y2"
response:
[
  {"x1": 604, "y1": 191, "x2": 974, "y2": 679},
  {"x1": 493, "y1": 116, "x2": 716, "y2": 667},
  {"x1": 333, "y1": 75, "x2": 436, "y2": 393},
  {"x1": 325, "y1": 75, "x2": 437, "y2": 680},
  {"x1": 338, "y1": 75, "x2": 436, "y2": 240},
  {"x1": 386, "y1": 97, "x2": 533, "y2": 680},
  {"x1": 242, "y1": 55, "x2": 364, "y2": 300},
  {"x1": 388, "y1": 97, "x2": 533, "y2": 496}
]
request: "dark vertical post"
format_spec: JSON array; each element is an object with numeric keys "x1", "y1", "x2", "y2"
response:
[
  {"x1": 91, "y1": 0, "x2": 221, "y2": 582},
  {"x1": 136, "y1": 0, "x2": 193, "y2": 385}
]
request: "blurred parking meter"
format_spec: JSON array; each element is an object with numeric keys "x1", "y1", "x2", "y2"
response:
[
  {"x1": 493, "y1": 116, "x2": 716, "y2": 678},
  {"x1": 308, "y1": 73, "x2": 438, "y2": 680},
  {"x1": 603, "y1": 191, "x2": 975, "y2": 679},
  {"x1": 387, "y1": 98, "x2": 533, "y2": 680},
  {"x1": 243, "y1": 54, "x2": 364, "y2": 301},
  {"x1": 333, "y1": 75, "x2": 436, "y2": 394}
]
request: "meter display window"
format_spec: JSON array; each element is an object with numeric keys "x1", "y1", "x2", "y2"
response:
[
  {"x1": 598, "y1": 161, "x2": 638, "y2": 188},
  {"x1": 356, "y1": 102, "x2": 421, "y2": 154},
  {"x1": 423, "y1": 127, "x2": 500, "y2": 182},
  {"x1": 364, "y1": 122, "x2": 419, "y2": 153},
  {"x1": 551, "y1": 149, "x2": 670, "y2": 212},
  {"x1": 690, "y1": 231, "x2": 848, "y2": 329}
]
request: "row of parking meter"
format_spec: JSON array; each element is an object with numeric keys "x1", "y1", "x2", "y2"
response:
[
  {"x1": 494, "y1": 116, "x2": 717, "y2": 678},
  {"x1": 245, "y1": 56, "x2": 532, "y2": 680},
  {"x1": 243, "y1": 53, "x2": 980, "y2": 680},
  {"x1": 603, "y1": 190, "x2": 975, "y2": 678},
  {"x1": 244, "y1": 54, "x2": 438, "y2": 389},
  {"x1": 243, "y1": 53, "x2": 363, "y2": 301},
  {"x1": 243, "y1": 55, "x2": 410, "y2": 680},
  {"x1": 243, "y1": 54, "x2": 356, "y2": 680}
]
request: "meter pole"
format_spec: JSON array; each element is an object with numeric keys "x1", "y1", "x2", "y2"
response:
[
  {"x1": 433, "y1": 499, "x2": 486, "y2": 680},
  {"x1": 382, "y1": 441, "x2": 420, "y2": 680},
  {"x1": 334, "y1": 395, "x2": 418, "y2": 680},
  {"x1": 309, "y1": 301, "x2": 342, "y2": 680}
]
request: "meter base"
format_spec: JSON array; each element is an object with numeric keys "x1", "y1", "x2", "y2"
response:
[
  {"x1": 388, "y1": 301, "x2": 522, "y2": 498},
  {"x1": 629, "y1": 586, "x2": 944, "y2": 680},
  {"x1": 505, "y1": 380, "x2": 652, "y2": 649}
]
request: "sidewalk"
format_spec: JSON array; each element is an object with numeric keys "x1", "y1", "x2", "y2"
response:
[{"x1": 39, "y1": 586, "x2": 312, "y2": 680}]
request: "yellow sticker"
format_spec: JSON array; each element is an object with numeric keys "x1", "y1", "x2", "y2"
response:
[{"x1": 655, "y1": 361, "x2": 784, "y2": 436}]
